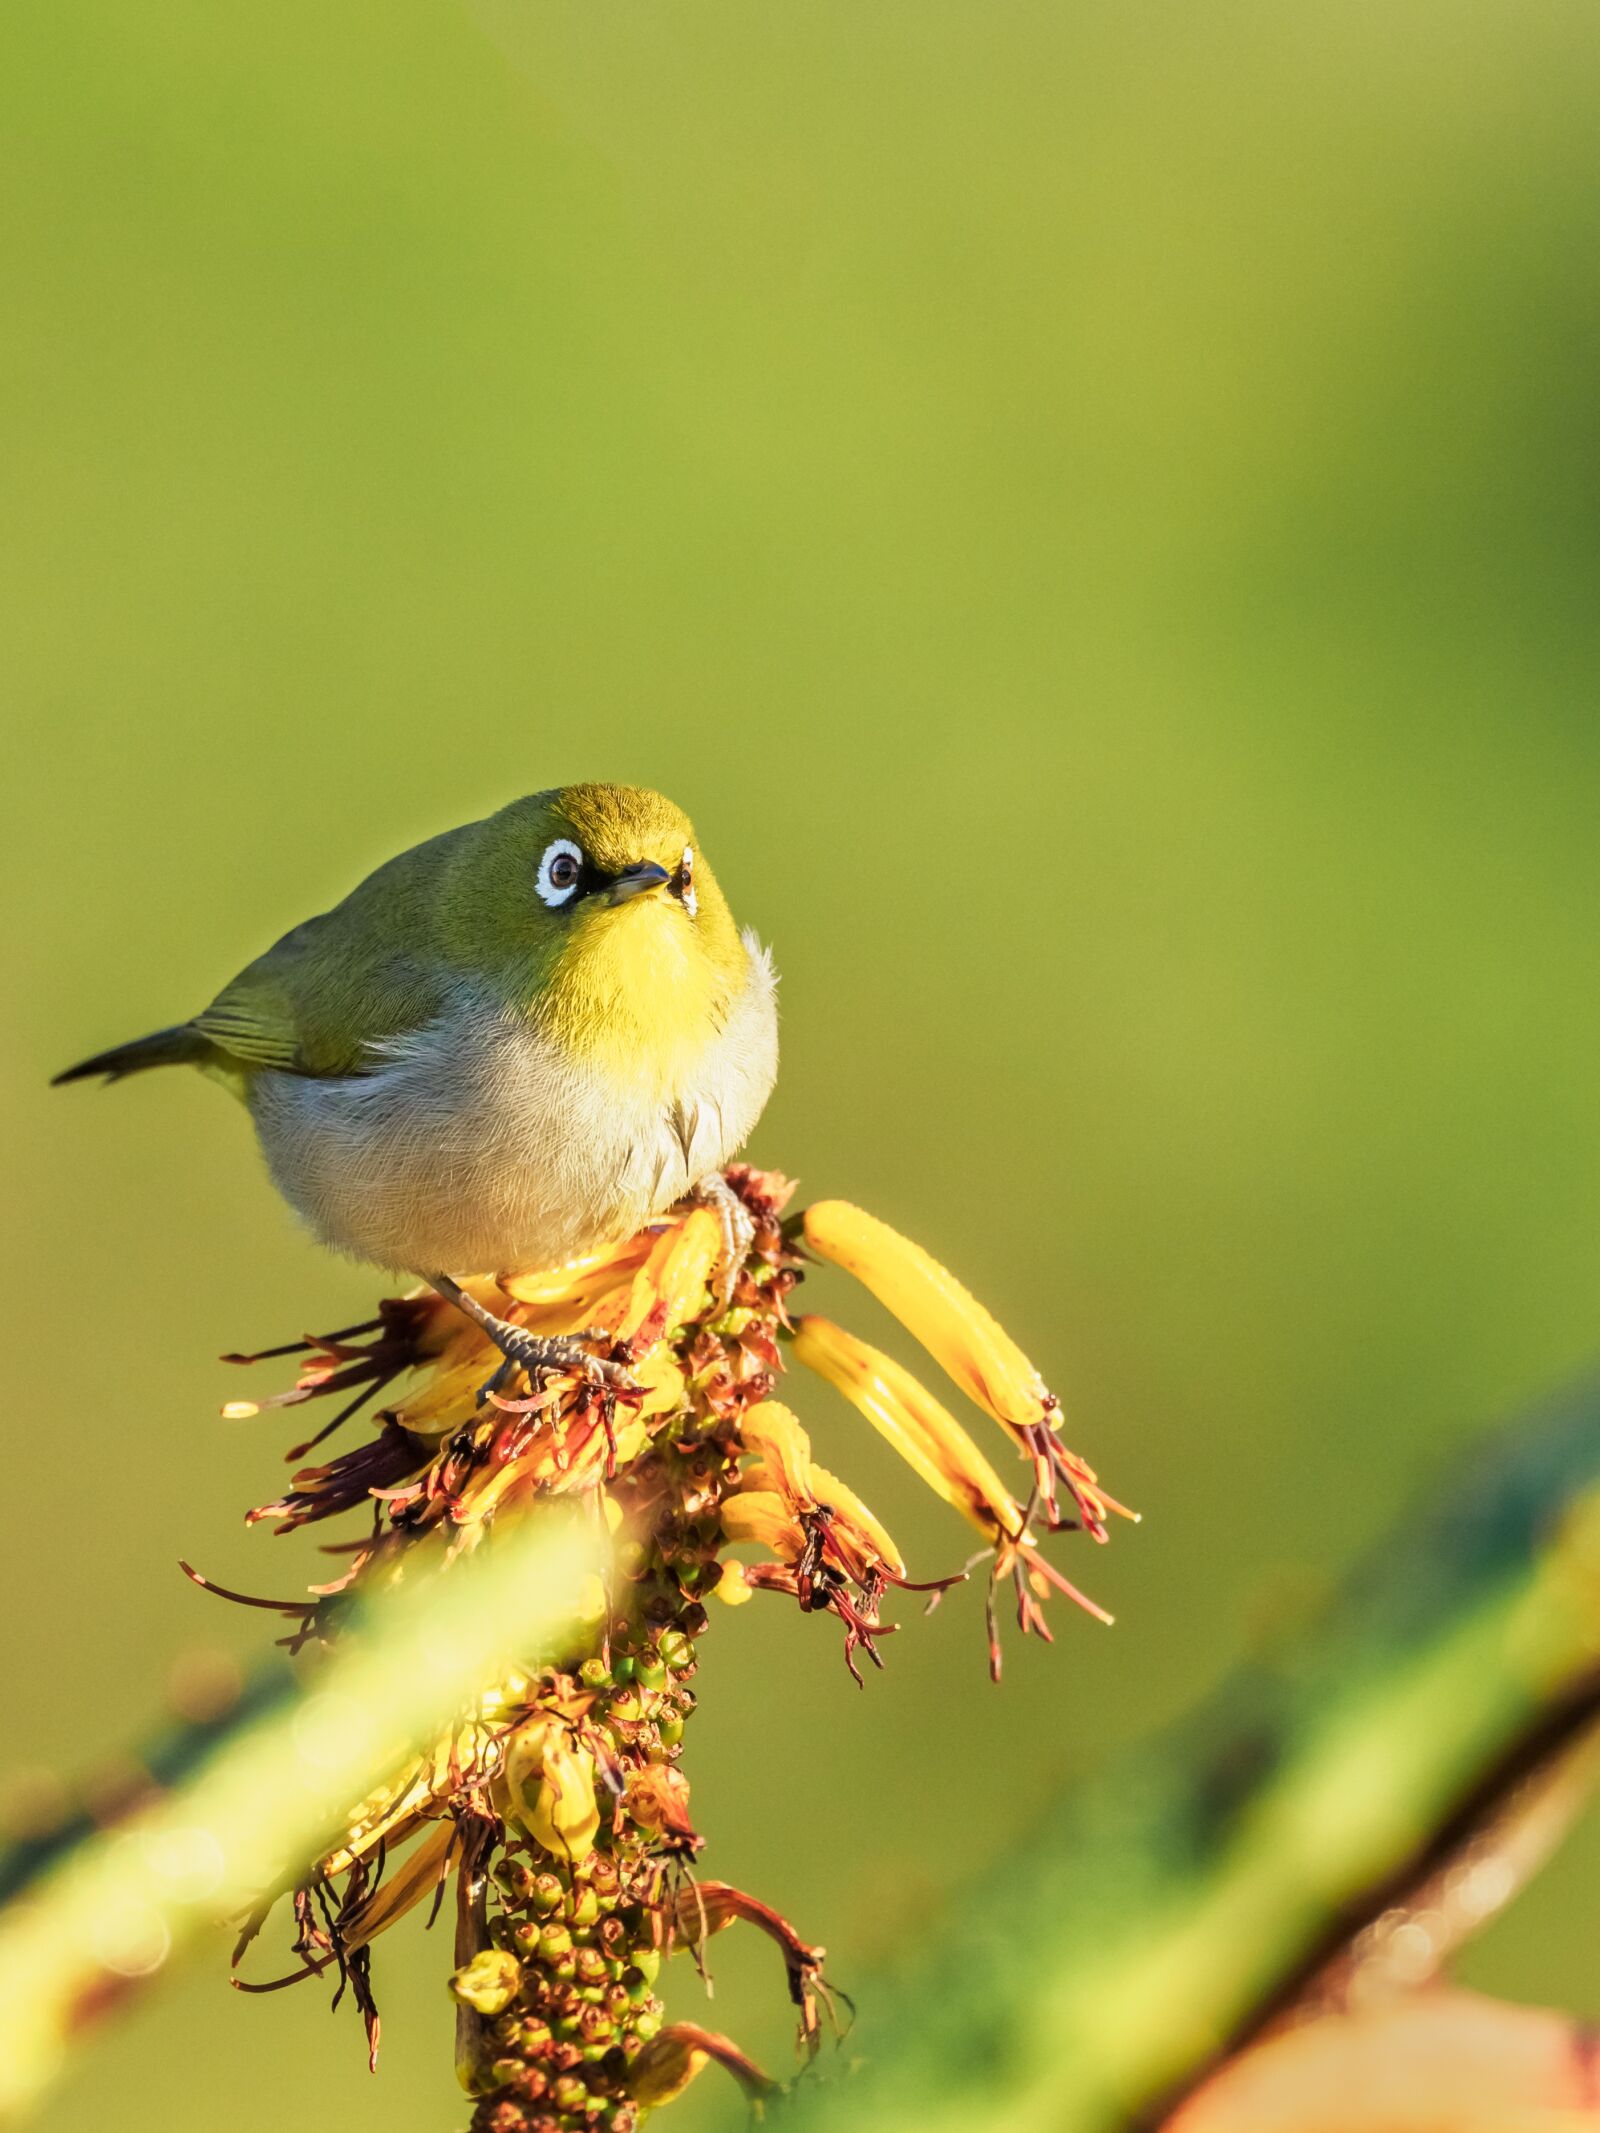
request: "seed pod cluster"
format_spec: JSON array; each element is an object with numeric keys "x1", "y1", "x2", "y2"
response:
[{"x1": 460, "y1": 1436, "x2": 735, "y2": 2132}]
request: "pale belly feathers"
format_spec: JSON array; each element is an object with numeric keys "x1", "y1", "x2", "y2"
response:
[{"x1": 247, "y1": 934, "x2": 778, "y2": 1276}]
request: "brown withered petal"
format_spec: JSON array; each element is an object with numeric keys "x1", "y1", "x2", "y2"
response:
[
  {"x1": 627, "y1": 2023, "x2": 776, "y2": 2108},
  {"x1": 340, "y1": 1822, "x2": 460, "y2": 1952}
]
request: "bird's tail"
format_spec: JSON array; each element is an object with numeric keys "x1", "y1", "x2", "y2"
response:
[{"x1": 51, "y1": 1024, "x2": 207, "y2": 1086}]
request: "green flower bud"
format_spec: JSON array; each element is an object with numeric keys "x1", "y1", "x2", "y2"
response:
[
  {"x1": 568, "y1": 1885, "x2": 600, "y2": 1929},
  {"x1": 492, "y1": 1856, "x2": 537, "y2": 1904},
  {"x1": 578, "y1": 2003, "x2": 614, "y2": 2045},
  {"x1": 552, "y1": 2072, "x2": 590, "y2": 2114},
  {"x1": 506, "y1": 2016, "x2": 552, "y2": 2053},
  {"x1": 530, "y1": 1872, "x2": 565, "y2": 1915}
]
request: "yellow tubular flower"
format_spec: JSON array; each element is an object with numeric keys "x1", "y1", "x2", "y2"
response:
[
  {"x1": 802, "y1": 1200, "x2": 1056, "y2": 1438},
  {"x1": 606, "y1": 1210, "x2": 723, "y2": 1348},
  {"x1": 810, "y1": 1459, "x2": 907, "y2": 1583},
  {"x1": 734, "y1": 1401, "x2": 907, "y2": 1583},
  {"x1": 792, "y1": 1313, "x2": 1026, "y2": 1544},
  {"x1": 628, "y1": 1349, "x2": 690, "y2": 1418},
  {"x1": 720, "y1": 1490, "x2": 804, "y2": 1558},
  {"x1": 322, "y1": 1737, "x2": 464, "y2": 1875},
  {"x1": 801, "y1": 1200, "x2": 1132, "y2": 1533},
  {"x1": 738, "y1": 1400, "x2": 815, "y2": 1501},
  {"x1": 498, "y1": 1232, "x2": 656, "y2": 1309}
]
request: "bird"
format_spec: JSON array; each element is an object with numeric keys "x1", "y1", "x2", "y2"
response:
[{"x1": 54, "y1": 784, "x2": 779, "y2": 1393}]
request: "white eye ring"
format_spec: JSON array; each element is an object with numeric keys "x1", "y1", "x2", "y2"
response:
[
  {"x1": 678, "y1": 844, "x2": 698, "y2": 919},
  {"x1": 536, "y1": 838, "x2": 585, "y2": 908}
]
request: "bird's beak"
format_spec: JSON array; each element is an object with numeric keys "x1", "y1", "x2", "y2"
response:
[{"x1": 605, "y1": 861, "x2": 672, "y2": 905}]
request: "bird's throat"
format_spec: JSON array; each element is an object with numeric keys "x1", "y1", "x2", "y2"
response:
[{"x1": 539, "y1": 898, "x2": 739, "y2": 1099}]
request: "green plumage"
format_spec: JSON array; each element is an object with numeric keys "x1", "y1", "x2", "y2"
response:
[{"x1": 52, "y1": 785, "x2": 751, "y2": 1089}]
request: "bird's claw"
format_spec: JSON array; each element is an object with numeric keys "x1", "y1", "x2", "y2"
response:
[{"x1": 476, "y1": 1325, "x2": 637, "y2": 1408}]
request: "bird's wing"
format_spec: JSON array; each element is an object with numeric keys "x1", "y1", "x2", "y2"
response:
[
  {"x1": 192, "y1": 912, "x2": 454, "y2": 1078},
  {"x1": 189, "y1": 820, "x2": 484, "y2": 1079}
]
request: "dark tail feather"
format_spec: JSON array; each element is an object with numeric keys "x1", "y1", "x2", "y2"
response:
[{"x1": 51, "y1": 1024, "x2": 205, "y2": 1086}]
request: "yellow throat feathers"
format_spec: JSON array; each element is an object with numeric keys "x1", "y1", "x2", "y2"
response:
[{"x1": 540, "y1": 891, "x2": 744, "y2": 1100}]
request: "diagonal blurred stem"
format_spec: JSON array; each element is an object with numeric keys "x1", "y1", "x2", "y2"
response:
[
  {"x1": 790, "y1": 1370, "x2": 1600, "y2": 2133},
  {"x1": 0, "y1": 1511, "x2": 604, "y2": 2121}
]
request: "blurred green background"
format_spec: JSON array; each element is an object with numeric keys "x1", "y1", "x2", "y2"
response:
[{"x1": 3, "y1": 1, "x2": 1599, "y2": 2126}]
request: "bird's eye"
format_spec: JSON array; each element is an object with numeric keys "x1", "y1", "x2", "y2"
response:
[
  {"x1": 536, "y1": 838, "x2": 586, "y2": 908},
  {"x1": 676, "y1": 844, "x2": 698, "y2": 919}
]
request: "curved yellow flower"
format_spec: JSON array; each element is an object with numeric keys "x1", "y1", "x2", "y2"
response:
[
  {"x1": 801, "y1": 1199, "x2": 1056, "y2": 1438},
  {"x1": 792, "y1": 1313, "x2": 1025, "y2": 1544}
]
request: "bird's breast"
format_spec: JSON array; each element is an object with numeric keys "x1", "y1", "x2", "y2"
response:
[{"x1": 247, "y1": 941, "x2": 778, "y2": 1277}]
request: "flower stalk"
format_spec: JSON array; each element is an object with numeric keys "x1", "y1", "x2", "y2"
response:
[{"x1": 204, "y1": 1167, "x2": 1122, "y2": 2126}]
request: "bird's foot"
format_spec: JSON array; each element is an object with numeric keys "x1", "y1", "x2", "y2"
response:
[
  {"x1": 691, "y1": 1172, "x2": 757, "y2": 1314},
  {"x1": 476, "y1": 1322, "x2": 635, "y2": 1409},
  {"x1": 427, "y1": 1274, "x2": 636, "y2": 1406}
]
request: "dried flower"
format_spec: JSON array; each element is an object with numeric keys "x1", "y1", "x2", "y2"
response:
[{"x1": 210, "y1": 1167, "x2": 1128, "y2": 2126}]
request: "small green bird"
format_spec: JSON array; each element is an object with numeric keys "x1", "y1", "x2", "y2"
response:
[{"x1": 55, "y1": 784, "x2": 779, "y2": 1389}]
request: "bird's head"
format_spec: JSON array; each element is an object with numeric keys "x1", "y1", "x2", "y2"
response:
[{"x1": 444, "y1": 785, "x2": 753, "y2": 1080}]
